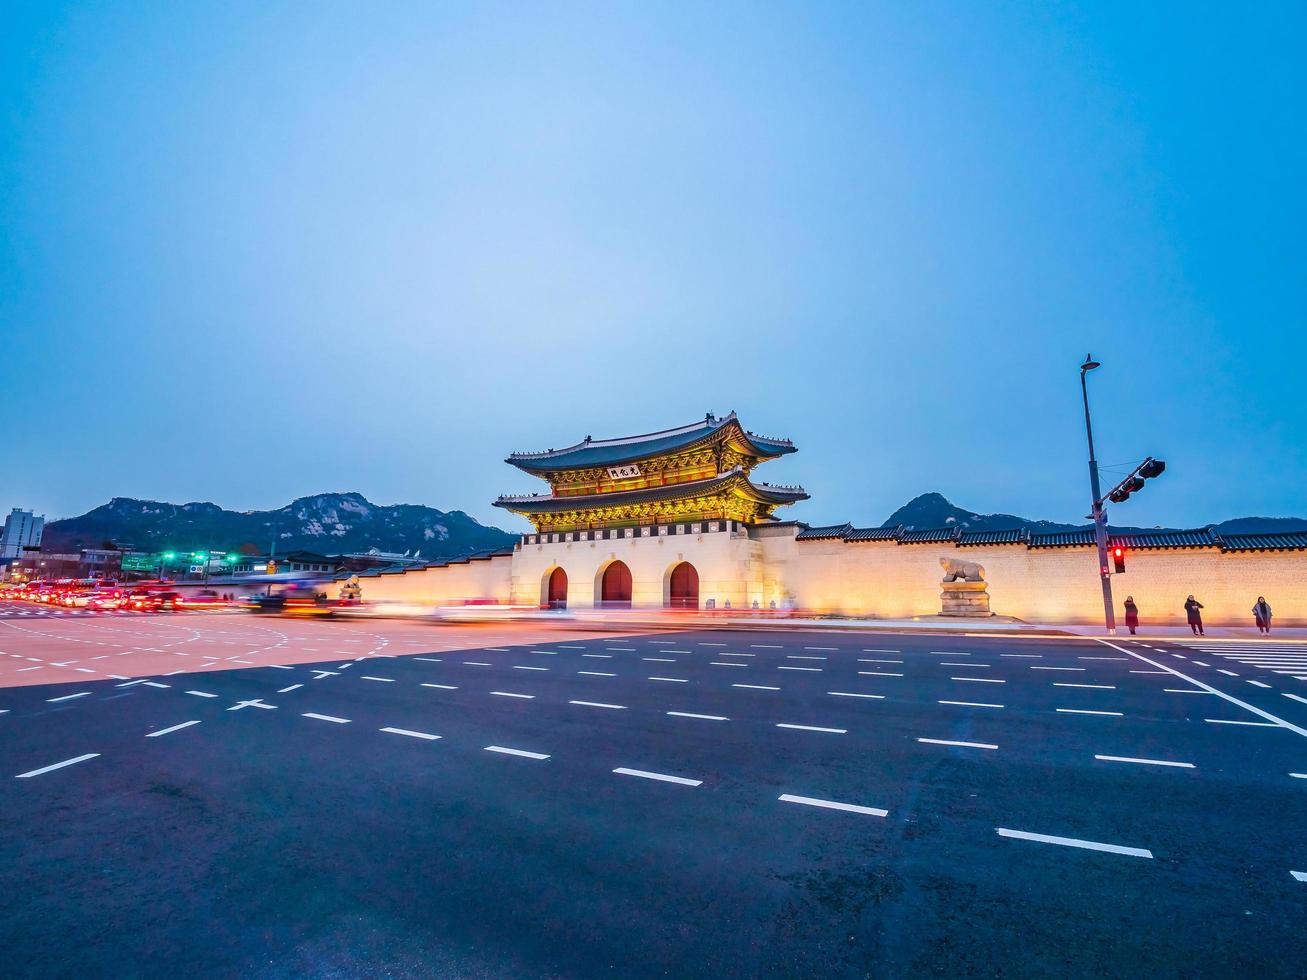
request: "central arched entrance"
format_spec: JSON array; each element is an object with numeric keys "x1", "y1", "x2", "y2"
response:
[
  {"x1": 545, "y1": 567, "x2": 568, "y2": 609},
  {"x1": 599, "y1": 560, "x2": 632, "y2": 608},
  {"x1": 668, "y1": 561, "x2": 699, "y2": 609}
]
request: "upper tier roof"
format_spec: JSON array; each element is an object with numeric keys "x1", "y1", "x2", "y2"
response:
[
  {"x1": 506, "y1": 412, "x2": 796, "y2": 473},
  {"x1": 494, "y1": 468, "x2": 808, "y2": 514}
]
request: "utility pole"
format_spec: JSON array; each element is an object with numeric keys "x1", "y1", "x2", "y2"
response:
[{"x1": 1080, "y1": 355, "x2": 1116, "y2": 635}]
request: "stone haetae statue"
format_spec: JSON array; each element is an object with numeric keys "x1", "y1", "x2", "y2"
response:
[
  {"x1": 939, "y1": 557, "x2": 985, "y2": 583},
  {"x1": 938, "y1": 557, "x2": 991, "y2": 616}
]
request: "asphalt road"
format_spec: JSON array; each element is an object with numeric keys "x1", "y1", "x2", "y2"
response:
[{"x1": 2, "y1": 620, "x2": 1305, "y2": 978}]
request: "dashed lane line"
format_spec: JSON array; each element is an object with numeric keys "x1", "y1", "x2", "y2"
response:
[
  {"x1": 46, "y1": 692, "x2": 92, "y2": 703},
  {"x1": 15, "y1": 753, "x2": 100, "y2": 779},
  {"x1": 711, "y1": 662, "x2": 748, "y2": 668},
  {"x1": 380, "y1": 727, "x2": 440, "y2": 741},
  {"x1": 829, "y1": 691, "x2": 885, "y2": 700},
  {"x1": 997, "y1": 827, "x2": 1153, "y2": 859},
  {"x1": 491, "y1": 691, "x2": 535, "y2": 699},
  {"x1": 1096, "y1": 638, "x2": 1307, "y2": 738},
  {"x1": 569, "y1": 700, "x2": 627, "y2": 710},
  {"x1": 185, "y1": 690, "x2": 218, "y2": 698},
  {"x1": 613, "y1": 767, "x2": 701, "y2": 786},
  {"x1": 781, "y1": 666, "x2": 822, "y2": 672},
  {"x1": 939, "y1": 700, "x2": 1004, "y2": 709},
  {"x1": 302, "y1": 712, "x2": 350, "y2": 724},
  {"x1": 147, "y1": 720, "x2": 201, "y2": 738},
  {"x1": 918, "y1": 738, "x2": 997, "y2": 750},
  {"x1": 776, "y1": 723, "x2": 846, "y2": 734},
  {"x1": 952, "y1": 677, "x2": 1004, "y2": 683},
  {"x1": 779, "y1": 794, "x2": 887, "y2": 816},
  {"x1": 514, "y1": 665, "x2": 549, "y2": 671},
  {"x1": 1205, "y1": 718, "x2": 1280, "y2": 728},
  {"x1": 1055, "y1": 683, "x2": 1115, "y2": 689},
  {"x1": 1283, "y1": 692, "x2": 1307, "y2": 706},
  {"x1": 1095, "y1": 755, "x2": 1194, "y2": 769},
  {"x1": 735, "y1": 684, "x2": 779, "y2": 691},
  {"x1": 649, "y1": 677, "x2": 688, "y2": 683},
  {"x1": 1056, "y1": 709, "x2": 1123, "y2": 717},
  {"x1": 1248, "y1": 680, "x2": 1272, "y2": 688},
  {"x1": 1292, "y1": 871, "x2": 1307, "y2": 883},
  {"x1": 360, "y1": 676, "x2": 394, "y2": 683},
  {"x1": 578, "y1": 671, "x2": 616, "y2": 677},
  {"x1": 422, "y1": 683, "x2": 459, "y2": 690},
  {"x1": 277, "y1": 684, "x2": 303, "y2": 693},
  {"x1": 485, "y1": 745, "x2": 549, "y2": 760},
  {"x1": 667, "y1": 711, "x2": 729, "y2": 721}
]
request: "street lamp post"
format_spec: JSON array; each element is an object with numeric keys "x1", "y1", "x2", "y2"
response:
[{"x1": 1080, "y1": 355, "x2": 1116, "y2": 635}]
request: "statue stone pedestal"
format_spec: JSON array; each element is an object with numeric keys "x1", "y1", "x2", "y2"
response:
[{"x1": 940, "y1": 580, "x2": 991, "y2": 617}]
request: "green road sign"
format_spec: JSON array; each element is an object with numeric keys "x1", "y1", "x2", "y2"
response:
[{"x1": 121, "y1": 554, "x2": 158, "y2": 572}]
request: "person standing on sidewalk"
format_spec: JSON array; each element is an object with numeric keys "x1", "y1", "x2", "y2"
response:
[
  {"x1": 1253, "y1": 596, "x2": 1273, "y2": 635},
  {"x1": 1184, "y1": 595, "x2": 1205, "y2": 636},
  {"x1": 1123, "y1": 596, "x2": 1140, "y2": 635}
]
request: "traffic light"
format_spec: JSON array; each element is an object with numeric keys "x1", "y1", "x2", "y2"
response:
[
  {"x1": 1112, "y1": 547, "x2": 1126, "y2": 574},
  {"x1": 1106, "y1": 457, "x2": 1166, "y2": 504}
]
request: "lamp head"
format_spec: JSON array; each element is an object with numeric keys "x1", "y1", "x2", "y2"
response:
[{"x1": 1081, "y1": 354, "x2": 1101, "y2": 372}]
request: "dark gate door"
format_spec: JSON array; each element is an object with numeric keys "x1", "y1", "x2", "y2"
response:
[
  {"x1": 668, "y1": 562, "x2": 699, "y2": 609},
  {"x1": 547, "y1": 567, "x2": 568, "y2": 609},
  {"x1": 600, "y1": 561, "x2": 632, "y2": 607}
]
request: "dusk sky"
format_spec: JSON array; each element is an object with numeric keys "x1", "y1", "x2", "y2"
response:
[{"x1": 2, "y1": 2, "x2": 1303, "y2": 533}]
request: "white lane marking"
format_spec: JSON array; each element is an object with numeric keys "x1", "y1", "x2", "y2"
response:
[
  {"x1": 660, "y1": 650, "x2": 690, "y2": 654},
  {"x1": 1056, "y1": 709, "x2": 1123, "y2": 717},
  {"x1": 16, "y1": 666, "x2": 43, "y2": 672},
  {"x1": 776, "y1": 723, "x2": 846, "y2": 734},
  {"x1": 997, "y1": 827, "x2": 1152, "y2": 859},
  {"x1": 569, "y1": 700, "x2": 626, "y2": 709},
  {"x1": 1282, "y1": 692, "x2": 1307, "y2": 706},
  {"x1": 277, "y1": 684, "x2": 304, "y2": 693},
  {"x1": 941, "y1": 662, "x2": 987, "y2": 667},
  {"x1": 185, "y1": 690, "x2": 218, "y2": 698},
  {"x1": 1031, "y1": 667, "x2": 1085, "y2": 672},
  {"x1": 1204, "y1": 718, "x2": 1280, "y2": 727},
  {"x1": 857, "y1": 670, "x2": 902, "y2": 677},
  {"x1": 147, "y1": 720, "x2": 201, "y2": 738},
  {"x1": 142, "y1": 682, "x2": 169, "y2": 689},
  {"x1": 859, "y1": 658, "x2": 903, "y2": 664},
  {"x1": 1192, "y1": 661, "x2": 1211, "y2": 667},
  {"x1": 931, "y1": 651, "x2": 968, "y2": 656},
  {"x1": 1130, "y1": 670, "x2": 1168, "y2": 674},
  {"x1": 1247, "y1": 680, "x2": 1272, "y2": 688},
  {"x1": 1164, "y1": 688, "x2": 1212, "y2": 694},
  {"x1": 1095, "y1": 755, "x2": 1194, "y2": 769},
  {"x1": 228, "y1": 698, "x2": 276, "y2": 711},
  {"x1": 380, "y1": 727, "x2": 440, "y2": 740},
  {"x1": 711, "y1": 662, "x2": 748, "y2": 668},
  {"x1": 606, "y1": 648, "x2": 636, "y2": 652},
  {"x1": 1001, "y1": 654, "x2": 1042, "y2": 658},
  {"x1": 1054, "y1": 683, "x2": 1116, "y2": 689},
  {"x1": 360, "y1": 676, "x2": 394, "y2": 682},
  {"x1": 421, "y1": 683, "x2": 458, "y2": 690},
  {"x1": 557, "y1": 644, "x2": 585, "y2": 649},
  {"x1": 751, "y1": 644, "x2": 783, "y2": 649},
  {"x1": 582, "y1": 654, "x2": 614, "y2": 659},
  {"x1": 734, "y1": 684, "x2": 780, "y2": 691},
  {"x1": 698, "y1": 642, "x2": 727, "y2": 647},
  {"x1": 643, "y1": 657, "x2": 676, "y2": 663},
  {"x1": 781, "y1": 666, "x2": 822, "y2": 672},
  {"x1": 918, "y1": 738, "x2": 997, "y2": 750},
  {"x1": 649, "y1": 676, "x2": 688, "y2": 683},
  {"x1": 513, "y1": 665, "x2": 549, "y2": 671},
  {"x1": 578, "y1": 671, "x2": 616, "y2": 677},
  {"x1": 485, "y1": 745, "x2": 549, "y2": 760},
  {"x1": 787, "y1": 655, "x2": 826, "y2": 660},
  {"x1": 1292, "y1": 871, "x2": 1307, "y2": 883},
  {"x1": 829, "y1": 691, "x2": 885, "y2": 700},
  {"x1": 1080, "y1": 656, "x2": 1128, "y2": 661},
  {"x1": 1095, "y1": 639, "x2": 1307, "y2": 738},
  {"x1": 863, "y1": 648, "x2": 900, "y2": 653},
  {"x1": 939, "y1": 700, "x2": 1004, "y2": 708},
  {"x1": 15, "y1": 753, "x2": 100, "y2": 778},
  {"x1": 952, "y1": 677, "x2": 1004, "y2": 683},
  {"x1": 302, "y1": 712, "x2": 350, "y2": 724},
  {"x1": 779, "y1": 793, "x2": 887, "y2": 816},
  {"x1": 46, "y1": 692, "x2": 92, "y2": 703},
  {"x1": 804, "y1": 646, "x2": 838, "y2": 651},
  {"x1": 464, "y1": 662, "x2": 492, "y2": 667},
  {"x1": 490, "y1": 691, "x2": 535, "y2": 699},
  {"x1": 414, "y1": 657, "x2": 442, "y2": 663},
  {"x1": 613, "y1": 767, "x2": 701, "y2": 786},
  {"x1": 1216, "y1": 669, "x2": 1240, "y2": 677},
  {"x1": 667, "y1": 711, "x2": 728, "y2": 721}
]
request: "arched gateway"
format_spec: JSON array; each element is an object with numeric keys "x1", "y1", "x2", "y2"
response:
[
  {"x1": 668, "y1": 561, "x2": 699, "y2": 609},
  {"x1": 544, "y1": 567, "x2": 567, "y2": 609},
  {"x1": 599, "y1": 560, "x2": 632, "y2": 608}
]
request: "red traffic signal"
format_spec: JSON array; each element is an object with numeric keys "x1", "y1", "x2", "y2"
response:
[{"x1": 1112, "y1": 547, "x2": 1126, "y2": 573}]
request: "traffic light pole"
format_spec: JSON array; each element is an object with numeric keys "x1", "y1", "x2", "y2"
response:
[{"x1": 1080, "y1": 362, "x2": 1117, "y2": 635}]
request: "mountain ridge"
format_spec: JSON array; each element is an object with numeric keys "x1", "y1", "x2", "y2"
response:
[{"x1": 40, "y1": 492, "x2": 517, "y2": 558}]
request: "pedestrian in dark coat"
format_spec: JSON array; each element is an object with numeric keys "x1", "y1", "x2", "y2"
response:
[
  {"x1": 1123, "y1": 596, "x2": 1139, "y2": 635},
  {"x1": 1184, "y1": 595, "x2": 1204, "y2": 636},
  {"x1": 1253, "y1": 597, "x2": 1272, "y2": 635}
]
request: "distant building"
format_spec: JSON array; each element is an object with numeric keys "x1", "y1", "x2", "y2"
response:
[
  {"x1": 228, "y1": 550, "x2": 334, "y2": 576},
  {"x1": 1, "y1": 508, "x2": 44, "y2": 560}
]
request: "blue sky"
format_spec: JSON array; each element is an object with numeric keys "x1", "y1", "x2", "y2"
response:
[{"x1": 2, "y1": 2, "x2": 1303, "y2": 532}]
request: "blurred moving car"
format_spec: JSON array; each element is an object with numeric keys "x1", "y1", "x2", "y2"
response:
[
  {"x1": 175, "y1": 590, "x2": 228, "y2": 610},
  {"x1": 246, "y1": 582, "x2": 332, "y2": 616}
]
